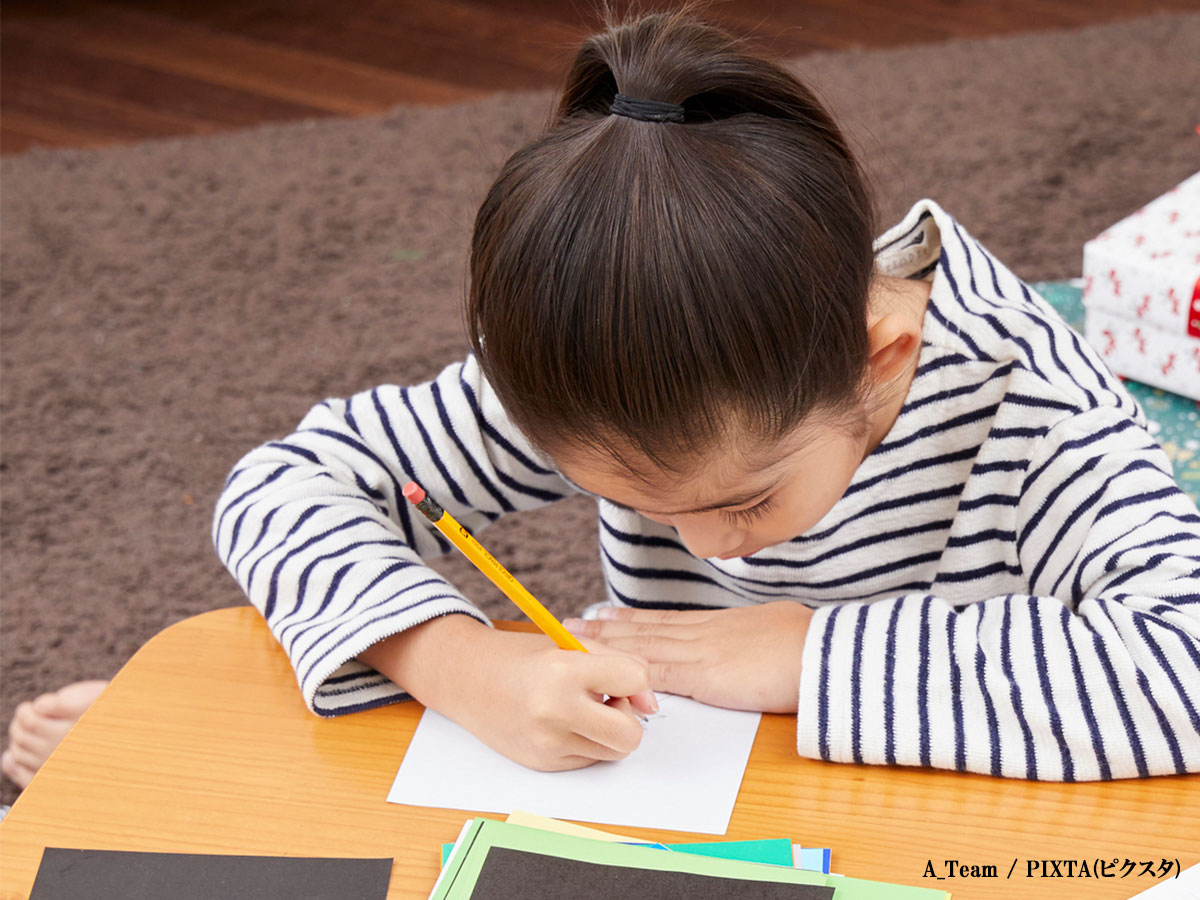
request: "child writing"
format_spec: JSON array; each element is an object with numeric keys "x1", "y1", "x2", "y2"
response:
[{"x1": 212, "y1": 9, "x2": 1200, "y2": 781}]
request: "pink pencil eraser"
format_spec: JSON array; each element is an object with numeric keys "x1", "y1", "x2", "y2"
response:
[{"x1": 402, "y1": 482, "x2": 425, "y2": 504}]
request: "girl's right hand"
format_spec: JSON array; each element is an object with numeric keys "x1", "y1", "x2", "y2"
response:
[{"x1": 358, "y1": 614, "x2": 658, "y2": 771}]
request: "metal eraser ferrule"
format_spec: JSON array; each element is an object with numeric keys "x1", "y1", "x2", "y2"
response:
[{"x1": 414, "y1": 495, "x2": 445, "y2": 522}]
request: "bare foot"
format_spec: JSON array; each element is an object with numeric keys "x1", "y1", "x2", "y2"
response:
[{"x1": 2, "y1": 680, "x2": 109, "y2": 790}]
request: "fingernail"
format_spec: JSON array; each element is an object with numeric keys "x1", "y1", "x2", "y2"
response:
[
  {"x1": 596, "y1": 607, "x2": 618, "y2": 620},
  {"x1": 562, "y1": 618, "x2": 585, "y2": 632}
]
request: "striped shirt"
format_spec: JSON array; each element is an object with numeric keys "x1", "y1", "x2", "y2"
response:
[{"x1": 213, "y1": 199, "x2": 1200, "y2": 781}]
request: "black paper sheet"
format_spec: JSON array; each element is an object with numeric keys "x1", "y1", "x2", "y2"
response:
[
  {"x1": 468, "y1": 846, "x2": 836, "y2": 900},
  {"x1": 29, "y1": 847, "x2": 392, "y2": 900}
]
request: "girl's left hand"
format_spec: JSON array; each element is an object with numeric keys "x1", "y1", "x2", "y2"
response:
[{"x1": 562, "y1": 601, "x2": 813, "y2": 714}]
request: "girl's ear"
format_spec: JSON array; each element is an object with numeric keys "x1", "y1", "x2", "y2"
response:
[
  {"x1": 863, "y1": 276, "x2": 930, "y2": 392},
  {"x1": 865, "y1": 311, "x2": 922, "y2": 389}
]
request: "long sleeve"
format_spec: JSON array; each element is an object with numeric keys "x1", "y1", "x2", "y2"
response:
[
  {"x1": 212, "y1": 355, "x2": 574, "y2": 716},
  {"x1": 797, "y1": 405, "x2": 1200, "y2": 780}
]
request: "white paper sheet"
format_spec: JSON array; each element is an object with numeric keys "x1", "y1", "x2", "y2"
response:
[
  {"x1": 387, "y1": 694, "x2": 761, "y2": 835},
  {"x1": 1125, "y1": 863, "x2": 1200, "y2": 899}
]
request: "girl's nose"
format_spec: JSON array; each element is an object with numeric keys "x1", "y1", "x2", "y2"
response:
[{"x1": 671, "y1": 516, "x2": 743, "y2": 560}]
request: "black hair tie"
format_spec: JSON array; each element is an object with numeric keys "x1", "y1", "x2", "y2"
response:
[{"x1": 609, "y1": 93, "x2": 685, "y2": 123}]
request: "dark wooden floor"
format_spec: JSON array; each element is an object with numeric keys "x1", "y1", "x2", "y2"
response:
[{"x1": 3, "y1": 0, "x2": 1198, "y2": 155}]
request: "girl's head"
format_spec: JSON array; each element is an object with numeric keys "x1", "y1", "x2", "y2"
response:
[{"x1": 467, "y1": 8, "x2": 923, "y2": 557}]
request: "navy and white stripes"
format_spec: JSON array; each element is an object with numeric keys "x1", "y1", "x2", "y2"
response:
[{"x1": 213, "y1": 199, "x2": 1200, "y2": 779}]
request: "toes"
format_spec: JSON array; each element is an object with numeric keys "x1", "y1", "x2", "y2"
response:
[
  {"x1": 13, "y1": 700, "x2": 56, "y2": 740},
  {"x1": 1, "y1": 681, "x2": 107, "y2": 793},
  {"x1": 4, "y1": 739, "x2": 48, "y2": 774},
  {"x1": 56, "y1": 680, "x2": 108, "y2": 714},
  {"x1": 8, "y1": 701, "x2": 34, "y2": 742},
  {"x1": 31, "y1": 692, "x2": 64, "y2": 717},
  {"x1": 1, "y1": 749, "x2": 37, "y2": 790},
  {"x1": 7, "y1": 702, "x2": 74, "y2": 762},
  {"x1": 34, "y1": 681, "x2": 108, "y2": 719}
]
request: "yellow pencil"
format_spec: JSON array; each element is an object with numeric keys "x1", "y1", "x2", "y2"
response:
[{"x1": 402, "y1": 481, "x2": 588, "y2": 652}]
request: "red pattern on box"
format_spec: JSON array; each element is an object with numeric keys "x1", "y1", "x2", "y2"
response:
[{"x1": 1083, "y1": 171, "x2": 1200, "y2": 400}]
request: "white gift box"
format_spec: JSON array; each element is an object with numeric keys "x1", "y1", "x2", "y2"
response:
[{"x1": 1082, "y1": 171, "x2": 1200, "y2": 400}]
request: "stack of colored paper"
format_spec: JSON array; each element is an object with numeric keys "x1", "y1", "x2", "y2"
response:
[
  {"x1": 439, "y1": 811, "x2": 832, "y2": 873},
  {"x1": 431, "y1": 814, "x2": 949, "y2": 899}
]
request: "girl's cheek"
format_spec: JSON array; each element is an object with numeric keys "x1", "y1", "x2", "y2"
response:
[{"x1": 766, "y1": 497, "x2": 825, "y2": 543}]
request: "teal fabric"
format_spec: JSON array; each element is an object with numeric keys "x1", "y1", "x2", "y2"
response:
[{"x1": 1033, "y1": 281, "x2": 1199, "y2": 507}]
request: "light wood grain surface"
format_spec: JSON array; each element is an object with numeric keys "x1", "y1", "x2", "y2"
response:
[{"x1": 0, "y1": 607, "x2": 1196, "y2": 899}]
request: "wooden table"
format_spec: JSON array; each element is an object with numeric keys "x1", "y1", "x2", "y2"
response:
[{"x1": 1, "y1": 607, "x2": 1196, "y2": 899}]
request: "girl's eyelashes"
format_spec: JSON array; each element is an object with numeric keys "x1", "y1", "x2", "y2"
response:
[{"x1": 723, "y1": 494, "x2": 777, "y2": 525}]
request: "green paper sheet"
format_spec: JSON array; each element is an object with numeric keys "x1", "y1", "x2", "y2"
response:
[
  {"x1": 441, "y1": 837, "x2": 794, "y2": 869},
  {"x1": 432, "y1": 819, "x2": 948, "y2": 900}
]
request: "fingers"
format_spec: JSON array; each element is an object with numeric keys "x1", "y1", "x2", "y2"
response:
[
  {"x1": 570, "y1": 629, "x2": 697, "y2": 703},
  {"x1": 537, "y1": 755, "x2": 599, "y2": 772},
  {"x1": 566, "y1": 619, "x2": 687, "y2": 643},
  {"x1": 572, "y1": 643, "x2": 653, "y2": 699},
  {"x1": 564, "y1": 608, "x2": 715, "y2": 668},
  {"x1": 607, "y1": 691, "x2": 660, "y2": 716},
  {"x1": 502, "y1": 644, "x2": 650, "y2": 770},
  {"x1": 565, "y1": 608, "x2": 710, "y2": 640},
  {"x1": 518, "y1": 702, "x2": 644, "y2": 771},
  {"x1": 596, "y1": 607, "x2": 711, "y2": 625},
  {"x1": 576, "y1": 643, "x2": 700, "y2": 710},
  {"x1": 574, "y1": 628, "x2": 699, "y2": 682},
  {"x1": 628, "y1": 690, "x2": 659, "y2": 715},
  {"x1": 647, "y1": 660, "x2": 698, "y2": 699},
  {"x1": 570, "y1": 704, "x2": 644, "y2": 760},
  {"x1": 603, "y1": 696, "x2": 633, "y2": 714}
]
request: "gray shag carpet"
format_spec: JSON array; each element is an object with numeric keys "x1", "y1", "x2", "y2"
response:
[{"x1": 3, "y1": 13, "x2": 1199, "y2": 803}]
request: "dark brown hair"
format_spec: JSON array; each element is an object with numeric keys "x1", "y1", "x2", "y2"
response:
[{"x1": 467, "y1": 5, "x2": 877, "y2": 472}]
